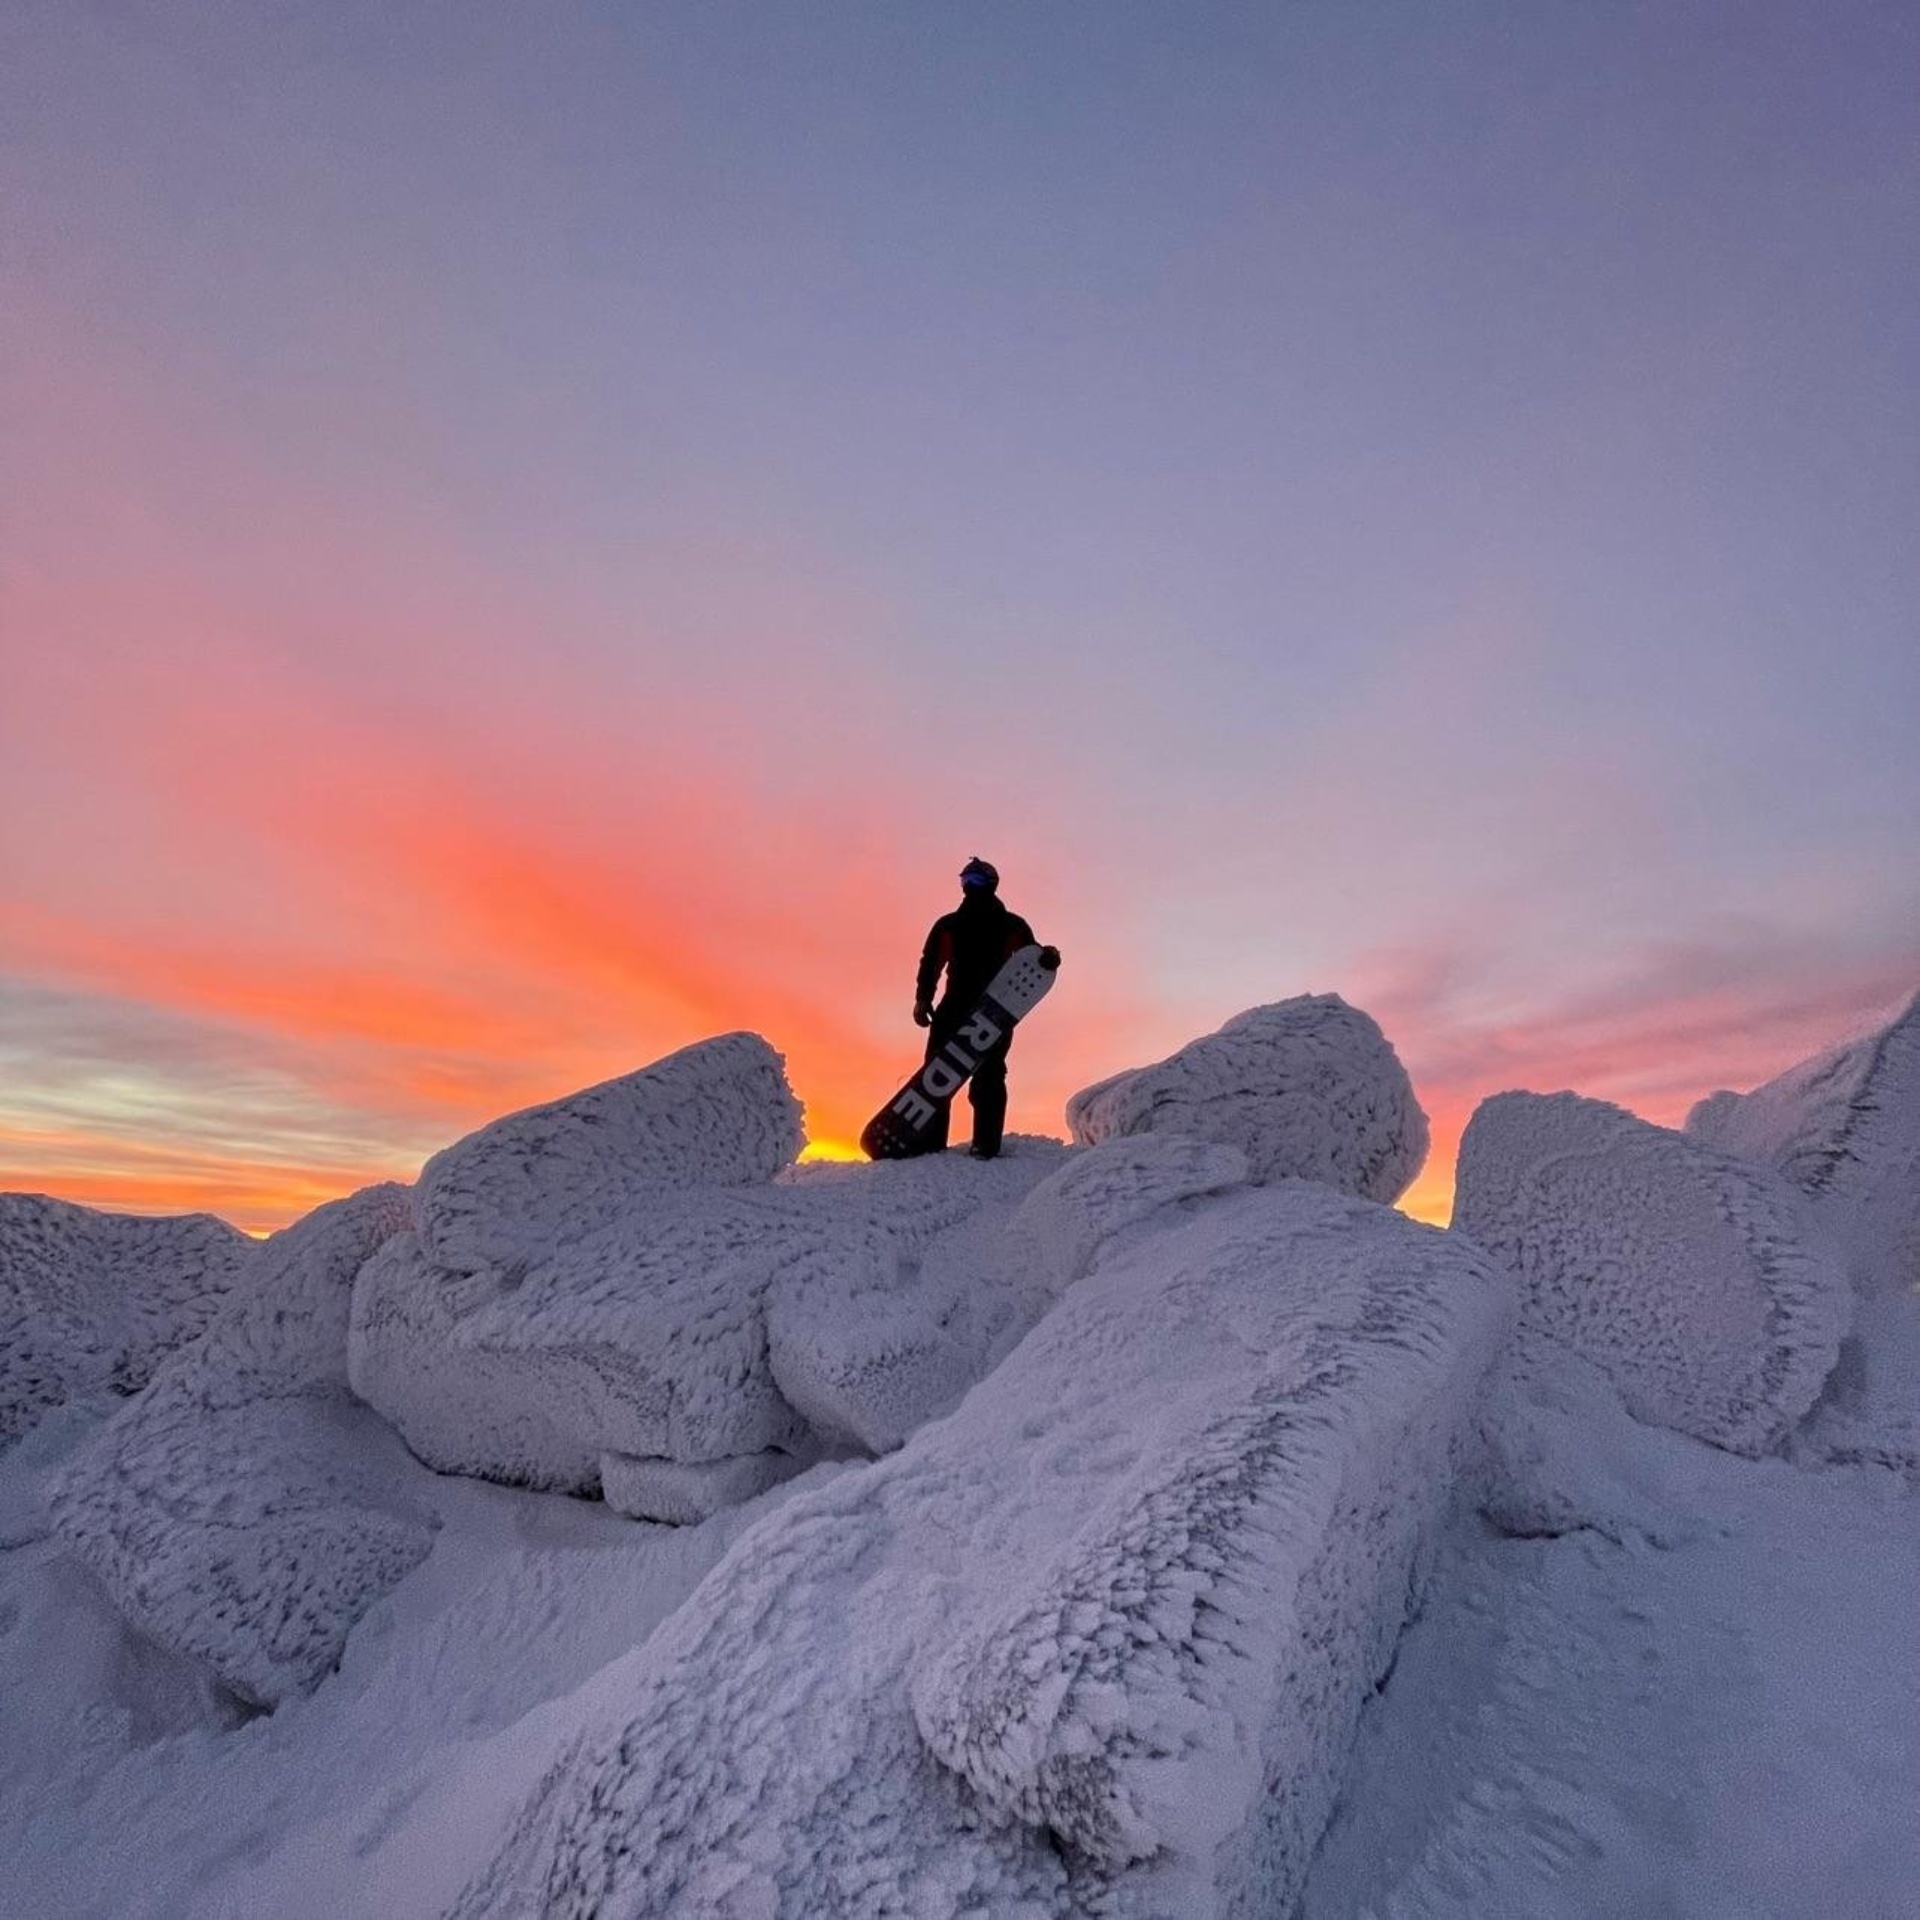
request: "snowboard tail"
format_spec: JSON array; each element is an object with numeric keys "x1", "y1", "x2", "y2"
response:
[{"x1": 861, "y1": 944, "x2": 1059, "y2": 1159}]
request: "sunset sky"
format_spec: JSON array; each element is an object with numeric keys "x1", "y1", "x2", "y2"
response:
[{"x1": 3, "y1": 1, "x2": 1916, "y2": 1232}]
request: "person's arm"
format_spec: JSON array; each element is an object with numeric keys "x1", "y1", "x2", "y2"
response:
[
  {"x1": 1001, "y1": 914, "x2": 1060, "y2": 970},
  {"x1": 914, "y1": 919, "x2": 951, "y2": 1025}
]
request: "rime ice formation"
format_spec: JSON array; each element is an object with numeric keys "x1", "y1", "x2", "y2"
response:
[
  {"x1": 1686, "y1": 991, "x2": 1920, "y2": 1474},
  {"x1": 1, "y1": 1194, "x2": 254, "y2": 1445},
  {"x1": 762, "y1": 1160, "x2": 1041, "y2": 1455},
  {"x1": 1453, "y1": 1092, "x2": 1846, "y2": 1457},
  {"x1": 348, "y1": 1231, "x2": 607, "y2": 1493},
  {"x1": 412, "y1": 1033, "x2": 805, "y2": 1276},
  {"x1": 448, "y1": 1182, "x2": 1512, "y2": 1920},
  {"x1": 352, "y1": 1121, "x2": 1070, "y2": 1490},
  {"x1": 1686, "y1": 989, "x2": 1920, "y2": 1299},
  {"x1": 1066, "y1": 992, "x2": 1429, "y2": 1205},
  {"x1": 51, "y1": 1183, "x2": 437, "y2": 1706},
  {"x1": 999, "y1": 1132, "x2": 1252, "y2": 1297}
]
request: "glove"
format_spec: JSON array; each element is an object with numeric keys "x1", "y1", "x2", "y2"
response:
[
  {"x1": 912, "y1": 1002, "x2": 933, "y2": 1028},
  {"x1": 1039, "y1": 945, "x2": 1062, "y2": 970}
]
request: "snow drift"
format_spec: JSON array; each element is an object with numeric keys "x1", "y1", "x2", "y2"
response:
[
  {"x1": 1453, "y1": 1091, "x2": 1846, "y2": 1457},
  {"x1": 1066, "y1": 993, "x2": 1428, "y2": 1205},
  {"x1": 1, "y1": 1194, "x2": 254, "y2": 1446},
  {"x1": 51, "y1": 1182, "x2": 437, "y2": 1706},
  {"x1": 448, "y1": 1169, "x2": 1512, "y2": 1920}
]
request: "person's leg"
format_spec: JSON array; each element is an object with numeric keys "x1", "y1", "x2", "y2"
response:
[
  {"x1": 919, "y1": 1015, "x2": 957, "y2": 1153},
  {"x1": 967, "y1": 1034, "x2": 1012, "y2": 1156}
]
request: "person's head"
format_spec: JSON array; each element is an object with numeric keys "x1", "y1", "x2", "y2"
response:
[{"x1": 959, "y1": 856, "x2": 1000, "y2": 900}]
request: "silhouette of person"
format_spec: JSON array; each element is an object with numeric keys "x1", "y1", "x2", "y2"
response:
[{"x1": 912, "y1": 857, "x2": 1054, "y2": 1157}]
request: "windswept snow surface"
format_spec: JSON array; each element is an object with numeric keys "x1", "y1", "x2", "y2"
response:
[
  {"x1": 0, "y1": 1195, "x2": 253, "y2": 1444},
  {"x1": 1453, "y1": 1092, "x2": 1846, "y2": 1457},
  {"x1": 51, "y1": 1183, "x2": 437, "y2": 1705},
  {"x1": 1302, "y1": 1350, "x2": 1920, "y2": 1920},
  {"x1": 447, "y1": 1176, "x2": 1511, "y2": 1920},
  {"x1": 412, "y1": 1033, "x2": 805, "y2": 1276},
  {"x1": 0, "y1": 1442, "x2": 835, "y2": 1920},
  {"x1": 1067, "y1": 993, "x2": 1428, "y2": 1205}
]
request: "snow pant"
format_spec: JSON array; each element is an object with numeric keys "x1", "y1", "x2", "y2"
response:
[{"x1": 921, "y1": 1007, "x2": 1013, "y2": 1154}]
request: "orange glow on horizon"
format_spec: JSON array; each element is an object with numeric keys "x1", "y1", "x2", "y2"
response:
[{"x1": 797, "y1": 1136, "x2": 870, "y2": 1164}]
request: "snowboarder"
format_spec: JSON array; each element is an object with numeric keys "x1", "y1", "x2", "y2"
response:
[{"x1": 911, "y1": 857, "x2": 1056, "y2": 1158}]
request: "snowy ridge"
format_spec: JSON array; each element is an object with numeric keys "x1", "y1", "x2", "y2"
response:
[
  {"x1": 448, "y1": 1177, "x2": 1511, "y2": 1920},
  {"x1": 412, "y1": 1033, "x2": 805, "y2": 1276},
  {"x1": 51, "y1": 1183, "x2": 439, "y2": 1705},
  {"x1": 1454, "y1": 1091, "x2": 1846, "y2": 1457},
  {"x1": 1066, "y1": 993, "x2": 1429, "y2": 1205},
  {"x1": 0, "y1": 1194, "x2": 254, "y2": 1445}
]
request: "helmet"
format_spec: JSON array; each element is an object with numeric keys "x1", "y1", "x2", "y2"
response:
[{"x1": 959, "y1": 856, "x2": 999, "y2": 893}]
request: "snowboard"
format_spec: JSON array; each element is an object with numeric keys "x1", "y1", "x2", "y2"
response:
[{"x1": 861, "y1": 943, "x2": 1061, "y2": 1159}]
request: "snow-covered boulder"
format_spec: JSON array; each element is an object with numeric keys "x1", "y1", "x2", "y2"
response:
[
  {"x1": 1454, "y1": 1092, "x2": 1847, "y2": 1457},
  {"x1": 412, "y1": 1033, "x2": 805, "y2": 1276},
  {"x1": 762, "y1": 1221, "x2": 968, "y2": 1455},
  {"x1": 1066, "y1": 993, "x2": 1429, "y2": 1205},
  {"x1": 1, "y1": 1194, "x2": 254, "y2": 1445},
  {"x1": 999, "y1": 1132, "x2": 1251, "y2": 1298},
  {"x1": 353, "y1": 1146, "x2": 1067, "y2": 1490},
  {"x1": 348, "y1": 1230, "x2": 606, "y2": 1493},
  {"x1": 449, "y1": 1181, "x2": 1512, "y2": 1920},
  {"x1": 761, "y1": 1149, "x2": 1071, "y2": 1455},
  {"x1": 51, "y1": 1183, "x2": 438, "y2": 1706},
  {"x1": 1685, "y1": 994, "x2": 1920, "y2": 1477},
  {"x1": 1686, "y1": 988, "x2": 1919, "y2": 1300}
]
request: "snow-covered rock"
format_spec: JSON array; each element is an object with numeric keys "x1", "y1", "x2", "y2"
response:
[
  {"x1": 761, "y1": 1221, "x2": 966, "y2": 1455},
  {"x1": 348, "y1": 1230, "x2": 606, "y2": 1493},
  {"x1": 600, "y1": 1446, "x2": 814, "y2": 1524},
  {"x1": 1454, "y1": 1092, "x2": 1847, "y2": 1457},
  {"x1": 412, "y1": 1033, "x2": 805, "y2": 1276},
  {"x1": 1, "y1": 1194, "x2": 254, "y2": 1445},
  {"x1": 1066, "y1": 993, "x2": 1429, "y2": 1204},
  {"x1": 1684, "y1": 993, "x2": 1920, "y2": 1477},
  {"x1": 999, "y1": 1132, "x2": 1251, "y2": 1298},
  {"x1": 51, "y1": 1183, "x2": 437, "y2": 1706},
  {"x1": 763, "y1": 1143, "x2": 1076, "y2": 1454},
  {"x1": 356, "y1": 1135, "x2": 1068, "y2": 1489},
  {"x1": 1686, "y1": 988, "x2": 1919, "y2": 1300},
  {"x1": 448, "y1": 1181, "x2": 1512, "y2": 1920}
]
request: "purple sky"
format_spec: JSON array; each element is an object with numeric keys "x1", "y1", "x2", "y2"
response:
[{"x1": 3, "y1": 0, "x2": 1916, "y2": 1226}]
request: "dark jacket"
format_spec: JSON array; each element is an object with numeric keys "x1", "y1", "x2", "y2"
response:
[{"x1": 916, "y1": 894, "x2": 1036, "y2": 1015}]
